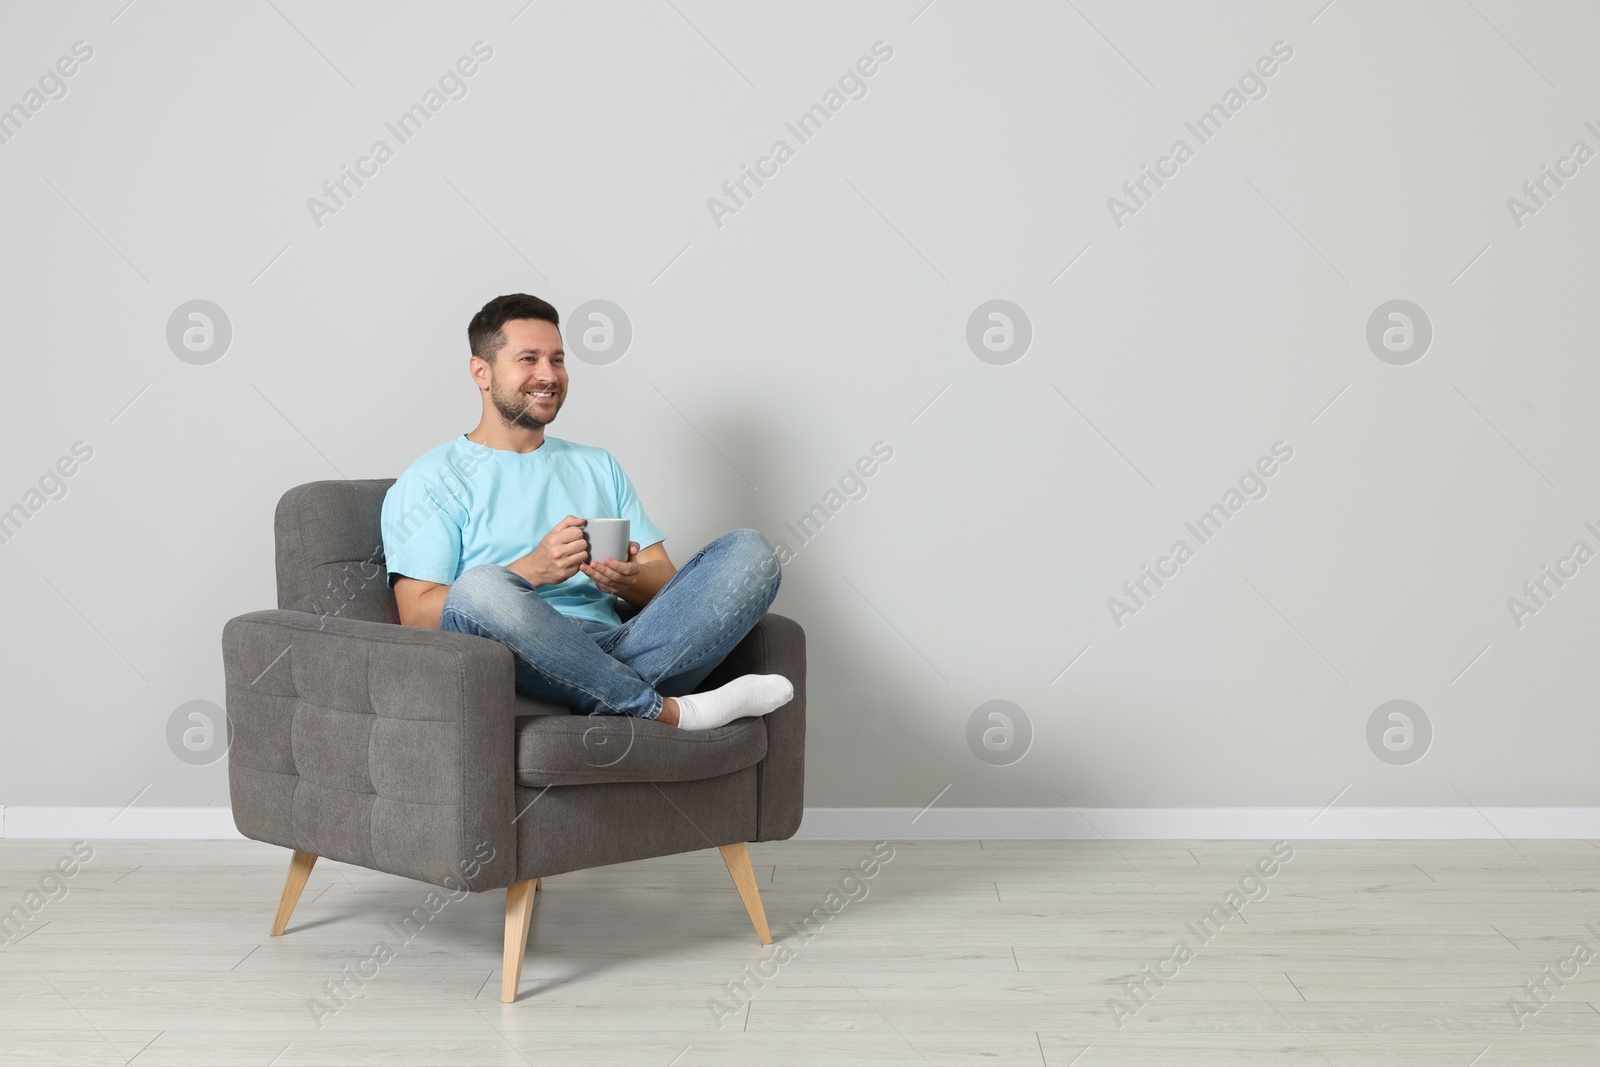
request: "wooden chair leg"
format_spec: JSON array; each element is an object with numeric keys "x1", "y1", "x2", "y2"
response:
[
  {"x1": 501, "y1": 878, "x2": 540, "y2": 1003},
  {"x1": 718, "y1": 842, "x2": 772, "y2": 945},
  {"x1": 270, "y1": 850, "x2": 318, "y2": 937}
]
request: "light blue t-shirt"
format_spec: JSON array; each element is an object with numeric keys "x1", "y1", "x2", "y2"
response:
[{"x1": 380, "y1": 434, "x2": 666, "y2": 627}]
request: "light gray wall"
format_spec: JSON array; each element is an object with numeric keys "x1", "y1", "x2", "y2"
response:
[{"x1": 3, "y1": 1, "x2": 1596, "y2": 813}]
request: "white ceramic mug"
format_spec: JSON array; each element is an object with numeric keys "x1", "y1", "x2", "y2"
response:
[{"x1": 580, "y1": 518, "x2": 630, "y2": 566}]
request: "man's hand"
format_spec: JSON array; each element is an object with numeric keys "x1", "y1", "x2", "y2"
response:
[
  {"x1": 507, "y1": 515, "x2": 589, "y2": 588},
  {"x1": 581, "y1": 541, "x2": 641, "y2": 596}
]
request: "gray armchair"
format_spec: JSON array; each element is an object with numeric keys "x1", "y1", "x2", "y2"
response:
[{"x1": 221, "y1": 479, "x2": 806, "y2": 1001}]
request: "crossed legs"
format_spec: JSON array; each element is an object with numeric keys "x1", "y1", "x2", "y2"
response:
[{"x1": 439, "y1": 528, "x2": 788, "y2": 727}]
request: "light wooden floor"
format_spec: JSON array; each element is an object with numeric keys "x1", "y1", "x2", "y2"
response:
[{"x1": 3, "y1": 838, "x2": 1599, "y2": 1065}]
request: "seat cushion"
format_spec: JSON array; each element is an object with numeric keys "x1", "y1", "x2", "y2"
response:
[{"x1": 513, "y1": 694, "x2": 768, "y2": 787}]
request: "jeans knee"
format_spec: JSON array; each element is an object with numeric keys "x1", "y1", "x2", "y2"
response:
[
  {"x1": 445, "y1": 563, "x2": 516, "y2": 611},
  {"x1": 729, "y1": 531, "x2": 777, "y2": 579},
  {"x1": 724, "y1": 528, "x2": 781, "y2": 596}
]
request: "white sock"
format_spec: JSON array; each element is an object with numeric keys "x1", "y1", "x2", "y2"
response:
[{"x1": 670, "y1": 674, "x2": 794, "y2": 731}]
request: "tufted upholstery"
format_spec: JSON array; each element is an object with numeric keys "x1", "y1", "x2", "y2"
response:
[
  {"x1": 273, "y1": 478, "x2": 401, "y2": 626},
  {"x1": 223, "y1": 608, "x2": 518, "y2": 891}
]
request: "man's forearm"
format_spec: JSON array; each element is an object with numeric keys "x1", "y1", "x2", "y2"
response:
[{"x1": 618, "y1": 560, "x2": 673, "y2": 608}]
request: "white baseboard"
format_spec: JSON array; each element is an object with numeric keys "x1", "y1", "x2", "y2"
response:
[
  {"x1": 0, "y1": 807, "x2": 244, "y2": 840},
  {"x1": 796, "y1": 807, "x2": 1600, "y2": 839},
  {"x1": 3, "y1": 806, "x2": 1599, "y2": 840}
]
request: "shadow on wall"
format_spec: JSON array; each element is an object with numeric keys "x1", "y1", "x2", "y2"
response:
[{"x1": 688, "y1": 410, "x2": 1045, "y2": 815}]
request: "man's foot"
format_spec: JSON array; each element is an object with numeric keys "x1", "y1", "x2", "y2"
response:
[{"x1": 665, "y1": 674, "x2": 794, "y2": 731}]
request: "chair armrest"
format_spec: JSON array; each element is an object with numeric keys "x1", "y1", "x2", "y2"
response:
[
  {"x1": 701, "y1": 612, "x2": 807, "y2": 841},
  {"x1": 221, "y1": 609, "x2": 519, "y2": 892}
]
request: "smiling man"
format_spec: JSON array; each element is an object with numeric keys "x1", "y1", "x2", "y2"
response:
[{"x1": 378, "y1": 293, "x2": 792, "y2": 730}]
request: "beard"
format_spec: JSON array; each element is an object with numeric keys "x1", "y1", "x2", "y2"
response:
[{"x1": 489, "y1": 378, "x2": 560, "y2": 430}]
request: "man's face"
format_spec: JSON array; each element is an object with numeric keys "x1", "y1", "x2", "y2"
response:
[{"x1": 482, "y1": 318, "x2": 567, "y2": 429}]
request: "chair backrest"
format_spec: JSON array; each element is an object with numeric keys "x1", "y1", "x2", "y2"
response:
[{"x1": 275, "y1": 479, "x2": 401, "y2": 625}]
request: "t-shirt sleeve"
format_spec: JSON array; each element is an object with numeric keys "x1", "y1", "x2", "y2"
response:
[
  {"x1": 608, "y1": 452, "x2": 665, "y2": 552},
  {"x1": 380, "y1": 470, "x2": 464, "y2": 588}
]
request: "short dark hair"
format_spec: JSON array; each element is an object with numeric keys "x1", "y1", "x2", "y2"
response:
[{"x1": 468, "y1": 294, "x2": 560, "y2": 364}]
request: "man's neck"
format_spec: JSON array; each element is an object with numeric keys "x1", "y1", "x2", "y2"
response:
[{"x1": 465, "y1": 423, "x2": 546, "y2": 454}]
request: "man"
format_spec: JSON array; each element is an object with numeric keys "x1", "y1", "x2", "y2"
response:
[{"x1": 379, "y1": 293, "x2": 792, "y2": 730}]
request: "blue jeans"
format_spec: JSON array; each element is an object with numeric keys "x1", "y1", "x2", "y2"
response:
[{"x1": 439, "y1": 528, "x2": 781, "y2": 720}]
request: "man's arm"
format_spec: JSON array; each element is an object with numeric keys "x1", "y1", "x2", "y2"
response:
[
  {"x1": 394, "y1": 575, "x2": 450, "y2": 630},
  {"x1": 615, "y1": 542, "x2": 675, "y2": 609}
]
